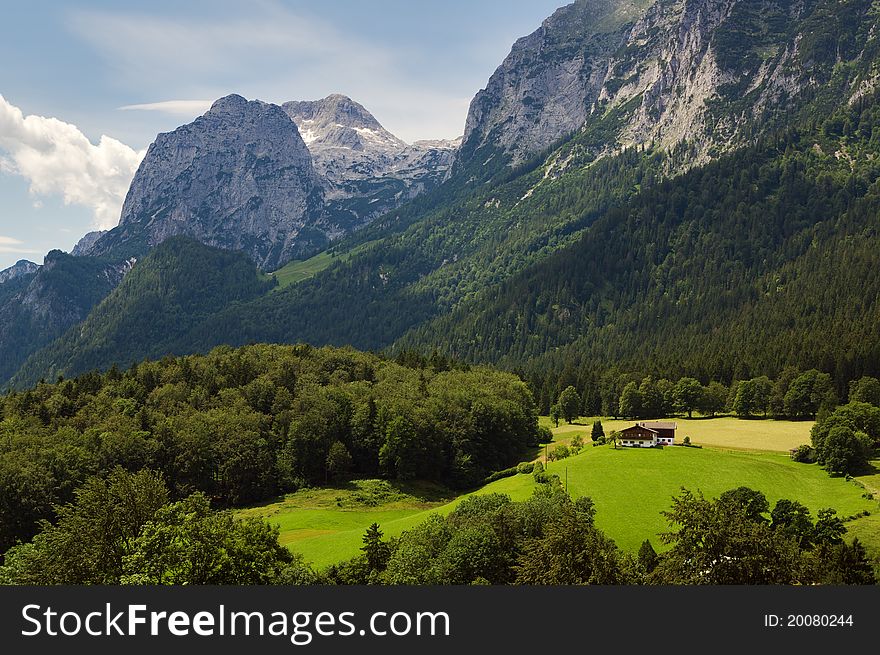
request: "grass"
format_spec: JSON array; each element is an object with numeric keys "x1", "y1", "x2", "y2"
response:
[
  {"x1": 270, "y1": 251, "x2": 337, "y2": 289},
  {"x1": 542, "y1": 415, "x2": 814, "y2": 453},
  {"x1": 270, "y1": 240, "x2": 379, "y2": 290},
  {"x1": 244, "y1": 441, "x2": 878, "y2": 570}
]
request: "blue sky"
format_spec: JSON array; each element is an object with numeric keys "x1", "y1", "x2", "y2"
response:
[{"x1": 0, "y1": 0, "x2": 566, "y2": 270}]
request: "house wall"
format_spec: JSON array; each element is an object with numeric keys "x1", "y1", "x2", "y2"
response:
[{"x1": 620, "y1": 438, "x2": 656, "y2": 448}]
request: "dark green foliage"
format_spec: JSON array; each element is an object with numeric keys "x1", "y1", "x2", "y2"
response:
[
  {"x1": 654, "y1": 488, "x2": 804, "y2": 584},
  {"x1": 0, "y1": 468, "x2": 308, "y2": 585},
  {"x1": 733, "y1": 377, "x2": 772, "y2": 418},
  {"x1": 0, "y1": 468, "x2": 169, "y2": 584},
  {"x1": 638, "y1": 539, "x2": 659, "y2": 574},
  {"x1": 807, "y1": 538, "x2": 876, "y2": 585},
  {"x1": 558, "y1": 386, "x2": 581, "y2": 423},
  {"x1": 361, "y1": 522, "x2": 391, "y2": 577},
  {"x1": 674, "y1": 378, "x2": 703, "y2": 418},
  {"x1": 811, "y1": 402, "x2": 878, "y2": 474},
  {"x1": 849, "y1": 376, "x2": 880, "y2": 406},
  {"x1": 718, "y1": 487, "x2": 770, "y2": 523},
  {"x1": 120, "y1": 492, "x2": 299, "y2": 585},
  {"x1": 12, "y1": 237, "x2": 276, "y2": 388},
  {"x1": 591, "y1": 420, "x2": 604, "y2": 441},
  {"x1": 0, "y1": 344, "x2": 538, "y2": 553},
  {"x1": 791, "y1": 444, "x2": 815, "y2": 463},
  {"x1": 377, "y1": 487, "x2": 631, "y2": 585},
  {"x1": 0, "y1": 252, "x2": 125, "y2": 386},
  {"x1": 770, "y1": 499, "x2": 815, "y2": 549}
]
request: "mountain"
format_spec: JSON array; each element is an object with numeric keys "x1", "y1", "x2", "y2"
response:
[
  {"x1": 283, "y1": 94, "x2": 459, "y2": 206},
  {"x1": 12, "y1": 237, "x2": 275, "y2": 385},
  {"x1": 459, "y1": 0, "x2": 651, "y2": 170},
  {"x1": 70, "y1": 230, "x2": 106, "y2": 256},
  {"x1": 0, "y1": 260, "x2": 39, "y2": 285},
  {"x1": 0, "y1": 251, "x2": 132, "y2": 386},
  {"x1": 83, "y1": 95, "x2": 323, "y2": 271},
  {"x1": 10, "y1": 0, "x2": 880, "y2": 394},
  {"x1": 79, "y1": 94, "x2": 459, "y2": 272}
]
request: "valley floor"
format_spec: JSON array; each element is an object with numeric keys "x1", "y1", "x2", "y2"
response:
[{"x1": 241, "y1": 417, "x2": 880, "y2": 572}]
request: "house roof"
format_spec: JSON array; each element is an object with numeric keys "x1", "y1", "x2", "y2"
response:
[
  {"x1": 620, "y1": 425, "x2": 658, "y2": 439},
  {"x1": 638, "y1": 421, "x2": 677, "y2": 430}
]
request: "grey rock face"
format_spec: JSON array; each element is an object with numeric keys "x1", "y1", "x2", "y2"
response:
[
  {"x1": 0, "y1": 259, "x2": 39, "y2": 285},
  {"x1": 71, "y1": 230, "x2": 107, "y2": 256},
  {"x1": 82, "y1": 94, "x2": 459, "y2": 270},
  {"x1": 283, "y1": 95, "x2": 459, "y2": 220},
  {"x1": 461, "y1": 0, "x2": 825, "y2": 169},
  {"x1": 461, "y1": 0, "x2": 647, "y2": 167},
  {"x1": 87, "y1": 95, "x2": 323, "y2": 271}
]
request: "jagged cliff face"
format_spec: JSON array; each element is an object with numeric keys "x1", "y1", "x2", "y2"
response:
[
  {"x1": 82, "y1": 94, "x2": 459, "y2": 270},
  {"x1": 0, "y1": 260, "x2": 39, "y2": 285},
  {"x1": 283, "y1": 95, "x2": 459, "y2": 220},
  {"x1": 460, "y1": 0, "x2": 654, "y2": 167},
  {"x1": 460, "y1": 0, "x2": 867, "y2": 170},
  {"x1": 86, "y1": 95, "x2": 323, "y2": 270}
]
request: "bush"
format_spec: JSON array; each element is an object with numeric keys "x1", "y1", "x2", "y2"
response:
[
  {"x1": 682, "y1": 436, "x2": 691, "y2": 446},
  {"x1": 533, "y1": 472, "x2": 560, "y2": 485},
  {"x1": 533, "y1": 461, "x2": 544, "y2": 474},
  {"x1": 516, "y1": 462, "x2": 535, "y2": 474},
  {"x1": 484, "y1": 466, "x2": 518, "y2": 484},
  {"x1": 791, "y1": 444, "x2": 815, "y2": 463},
  {"x1": 536, "y1": 426, "x2": 554, "y2": 443},
  {"x1": 551, "y1": 444, "x2": 571, "y2": 461}
]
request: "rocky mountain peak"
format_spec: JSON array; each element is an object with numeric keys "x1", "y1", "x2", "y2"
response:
[
  {"x1": 83, "y1": 94, "x2": 322, "y2": 271},
  {"x1": 0, "y1": 259, "x2": 39, "y2": 285},
  {"x1": 283, "y1": 94, "x2": 406, "y2": 151}
]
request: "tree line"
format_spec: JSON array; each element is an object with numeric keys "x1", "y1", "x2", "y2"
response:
[
  {"x1": 539, "y1": 369, "x2": 880, "y2": 423},
  {"x1": 0, "y1": 344, "x2": 539, "y2": 556}
]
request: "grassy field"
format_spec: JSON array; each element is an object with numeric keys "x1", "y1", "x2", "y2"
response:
[
  {"x1": 270, "y1": 251, "x2": 337, "y2": 289},
  {"x1": 541, "y1": 415, "x2": 814, "y2": 453},
  {"x1": 270, "y1": 241, "x2": 378, "y2": 290},
  {"x1": 244, "y1": 439, "x2": 879, "y2": 569}
]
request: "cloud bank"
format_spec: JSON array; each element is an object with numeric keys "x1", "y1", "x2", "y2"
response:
[{"x1": 0, "y1": 95, "x2": 144, "y2": 230}]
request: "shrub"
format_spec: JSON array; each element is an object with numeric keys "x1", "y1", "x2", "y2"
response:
[
  {"x1": 533, "y1": 471, "x2": 560, "y2": 485},
  {"x1": 683, "y1": 436, "x2": 691, "y2": 446},
  {"x1": 537, "y1": 426, "x2": 554, "y2": 443},
  {"x1": 791, "y1": 444, "x2": 815, "y2": 463},
  {"x1": 484, "y1": 466, "x2": 518, "y2": 484},
  {"x1": 516, "y1": 462, "x2": 534, "y2": 475},
  {"x1": 552, "y1": 444, "x2": 571, "y2": 460}
]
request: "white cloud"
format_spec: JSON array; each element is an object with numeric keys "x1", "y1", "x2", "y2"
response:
[
  {"x1": 0, "y1": 235, "x2": 38, "y2": 254},
  {"x1": 0, "y1": 95, "x2": 145, "y2": 230},
  {"x1": 118, "y1": 100, "x2": 214, "y2": 116}
]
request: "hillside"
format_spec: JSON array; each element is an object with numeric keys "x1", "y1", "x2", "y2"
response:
[{"x1": 9, "y1": 0, "x2": 880, "y2": 393}]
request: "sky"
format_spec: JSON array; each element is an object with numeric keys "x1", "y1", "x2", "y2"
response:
[{"x1": 0, "y1": 0, "x2": 566, "y2": 271}]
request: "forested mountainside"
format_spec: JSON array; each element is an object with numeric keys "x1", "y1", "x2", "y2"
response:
[
  {"x1": 0, "y1": 252, "x2": 132, "y2": 385},
  {"x1": 8, "y1": 0, "x2": 880, "y2": 393}
]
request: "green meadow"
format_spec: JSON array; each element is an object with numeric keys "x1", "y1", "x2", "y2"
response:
[
  {"x1": 540, "y1": 415, "x2": 813, "y2": 453},
  {"x1": 243, "y1": 417, "x2": 878, "y2": 569},
  {"x1": 270, "y1": 251, "x2": 337, "y2": 289},
  {"x1": 270, "y1": 240, "x2": 378, "y2": 290}
]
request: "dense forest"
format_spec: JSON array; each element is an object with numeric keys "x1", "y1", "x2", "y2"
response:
[
  {"x1": 14, "y1": 87, "x2": 880, "y2": 399},
  {"x1": 0, "y1": 344, "x2": 538, "y2": 556}
]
